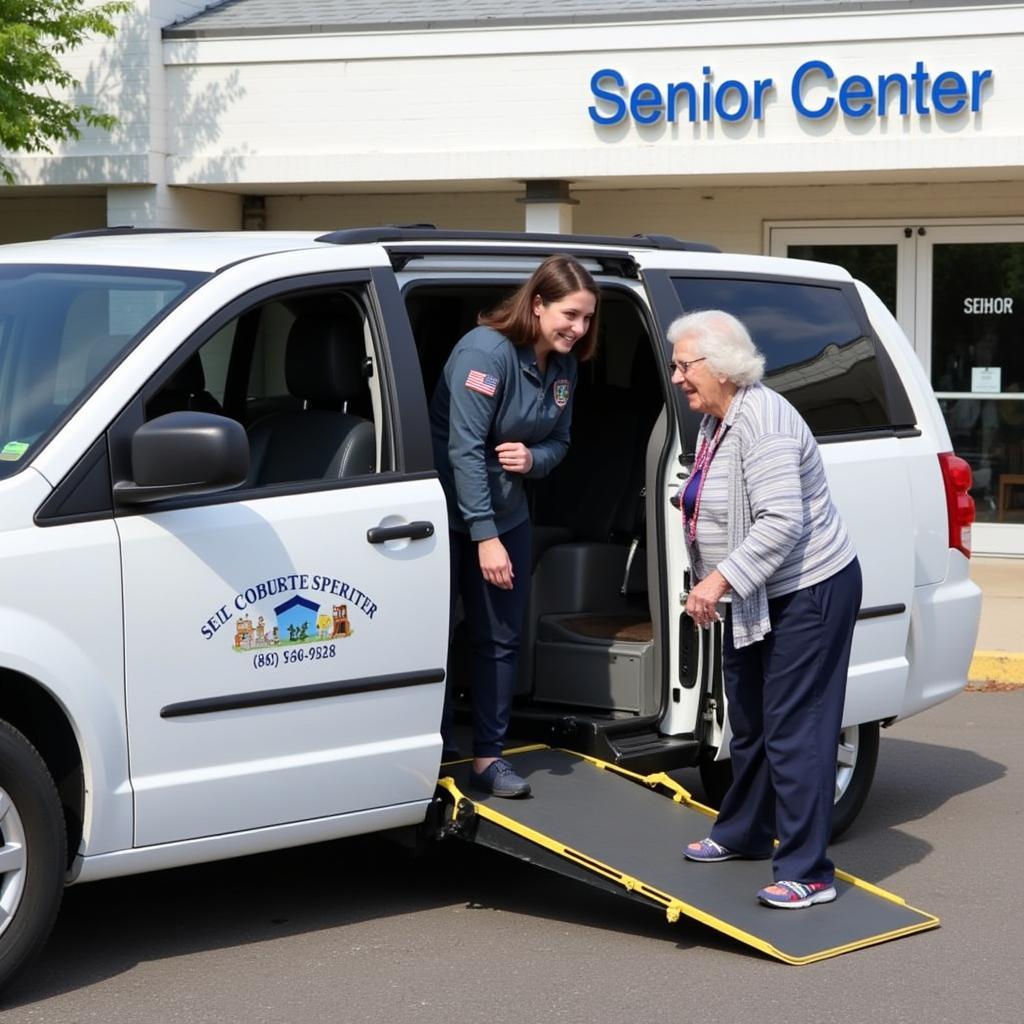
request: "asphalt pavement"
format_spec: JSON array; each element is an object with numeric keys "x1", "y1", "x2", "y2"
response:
[{"x1": 4, "y1": 689, "x2": 1023, "y2": 1023}]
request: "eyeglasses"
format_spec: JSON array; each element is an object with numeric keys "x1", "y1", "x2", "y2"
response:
[{"x1": 669, "y1": 357, "x2": 707, "y2": 375}]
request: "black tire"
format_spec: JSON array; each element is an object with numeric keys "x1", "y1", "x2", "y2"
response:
[
  {"x1": 0, "y1": 720, "x2": 67, "y2": 995},
  {"x1": 697, "y1": 720, "x2": 881, "y2": 841}
]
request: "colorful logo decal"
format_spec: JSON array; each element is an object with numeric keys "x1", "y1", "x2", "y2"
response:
[
  {"x1": 553, "y1": 379, "x2": 571, "y2": 408},
  {"x1": 199, "y1": 573, "x2": 378, "y2": 669}
]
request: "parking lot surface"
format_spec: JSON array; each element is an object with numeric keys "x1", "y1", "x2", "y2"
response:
[{"x1": 4, "y1": 691, "x2": 1023, "y2": 1022}]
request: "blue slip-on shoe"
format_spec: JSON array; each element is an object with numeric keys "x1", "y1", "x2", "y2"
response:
[
  {"x1": 468, "y1": 758, "x2": 531, "y2": 798},
  {"x1": 683, "y1": 837, "x2": 743, "y2": 862},
  {"x1": 757, "y1": 880, "x2": 837, "y2": 909}
]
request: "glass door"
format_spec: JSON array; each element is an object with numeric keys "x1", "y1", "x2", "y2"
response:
[{"x1": 917, "y1": 226, "x2": 1024, "y2": 554}]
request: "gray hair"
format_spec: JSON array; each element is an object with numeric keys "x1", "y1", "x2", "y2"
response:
[{"x1": 667, "y1": 309, "x2": 765, "y2": 386}]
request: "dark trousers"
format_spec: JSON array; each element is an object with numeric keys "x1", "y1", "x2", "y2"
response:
[
  {"x1": 710, "y1": 558, "x2": 863, "y2": 884},
  {"x1": 441, "y1": 519, "x2": 532, "y2": 758}
]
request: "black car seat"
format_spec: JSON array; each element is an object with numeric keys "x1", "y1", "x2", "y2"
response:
[
  {"x1": 147, "y1": 353, "x2": 223, "y2": 419},
  {"x1": 246, "y1": 313, "x2": 376, "y2": 486}
]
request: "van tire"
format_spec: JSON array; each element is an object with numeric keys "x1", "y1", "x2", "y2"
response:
[
  {"x1": 697, "y1": 720, "x2": 881, "y2": 841},
  {"x1": 0, "y1": 720, "x2": 67, "y2": 995}
]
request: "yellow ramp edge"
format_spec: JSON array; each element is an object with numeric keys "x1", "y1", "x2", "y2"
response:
[{"x1": 438, "y1": 748, "x2": 938, "y2": 966}]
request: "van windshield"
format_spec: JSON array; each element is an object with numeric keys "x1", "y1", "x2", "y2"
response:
[{"x1": 0, "y1": 263, "x2": 205, "y2": 480}]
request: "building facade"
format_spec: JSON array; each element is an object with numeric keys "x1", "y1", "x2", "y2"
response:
[{"x1": 3, "y1": 0, "x2": 1023, "y2": 552}]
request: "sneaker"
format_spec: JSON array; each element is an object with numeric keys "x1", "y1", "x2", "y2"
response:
[
  {"x1": 683, "y1": 837, "x2": 742, "y2": 862},
  {"x1": 757, "y1": 880, "x2": 837, "y2": 909},
  {"x1": 468, "y1": 758, "x2": 531, "y2": 798}
]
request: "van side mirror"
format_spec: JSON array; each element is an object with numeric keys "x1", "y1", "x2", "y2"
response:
[{"x1": 113, "y1": 411, "x2": 249, "y2": 505}]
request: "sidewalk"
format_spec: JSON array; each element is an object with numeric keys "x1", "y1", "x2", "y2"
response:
[{"x1": 968, "y1": 556, "x2": 1024, "y2": 685}]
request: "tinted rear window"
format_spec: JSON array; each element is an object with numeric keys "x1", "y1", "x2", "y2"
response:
[{"x1": 671, "y1": 276, "x2": 905, "y2": 436}]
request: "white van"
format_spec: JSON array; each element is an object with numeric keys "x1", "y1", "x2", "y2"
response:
[{"x1": 0, "y1": 227, "x2": 980, "y2": 988}]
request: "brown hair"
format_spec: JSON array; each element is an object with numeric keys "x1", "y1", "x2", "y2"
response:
[{"x1": 478, "y1": 254, "x2": 600, "y2": 363}]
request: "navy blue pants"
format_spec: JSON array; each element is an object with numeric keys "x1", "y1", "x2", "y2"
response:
[
  {"x1": 442, "y1": 520, "x2": 532, "y2": 758},
  {"x1": 710, "y1": 558, "x2": 863, "y2": 884}
]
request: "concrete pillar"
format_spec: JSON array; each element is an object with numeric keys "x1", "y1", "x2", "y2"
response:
[
  {"x1": 518, "y1": 180, "x2": 578, "y2": 234},
  {"x1": 106, "y1": 184, "x2": 242, "y2": 229}
]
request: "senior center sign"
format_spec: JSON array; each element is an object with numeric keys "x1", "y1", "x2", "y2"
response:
[{"x1": 588, "y1": 60, "x2": 994, "y2": 126}]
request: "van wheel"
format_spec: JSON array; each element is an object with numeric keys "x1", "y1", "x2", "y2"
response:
[
  {"x1": 697, "y1": 721, "x2": 881, "y2": 841},
  {"x1": 0, "y1": 721, "x2": 67, "y2": 994}
]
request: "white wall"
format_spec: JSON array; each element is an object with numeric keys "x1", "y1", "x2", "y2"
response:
[
  {"x1": 162, "y1": 7, "x2": 1024, "y2": 189},
  {"x1": 262, "y1": 180, "x2": 1024, "y2": 253}
]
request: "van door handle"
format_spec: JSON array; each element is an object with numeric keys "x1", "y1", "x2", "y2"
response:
[{"x1": 366, "y1": 520, "x2": 435, "y2": 544}]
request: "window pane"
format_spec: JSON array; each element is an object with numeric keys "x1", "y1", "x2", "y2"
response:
[
  {"x1": 787, "y1": 244, "x2": 898, "y2": 317},
  {"x1": 0, "y1": 264, "x2": 203, "y2": 480},
  {"x1": 940, "y1": 395, "x2": 1024, "y2": 523},
  {"x1": 930, "y1": 242, "x2": 1024, "y2": 395},
  {"x1": 671, "y1": 277, "x2": 897, "y2": 435}
]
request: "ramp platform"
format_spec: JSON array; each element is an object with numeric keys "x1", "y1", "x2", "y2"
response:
[{"x1": 437, "y1": 746, "x2": 937, "y2": 965}]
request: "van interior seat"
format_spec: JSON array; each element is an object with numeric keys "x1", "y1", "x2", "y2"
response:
[
  {"x1": 246, "y1": 314, "x2": 376, "y2": 486},
  {"x1": 147, "y1": 353, "x2": 223, "y2": 419}
]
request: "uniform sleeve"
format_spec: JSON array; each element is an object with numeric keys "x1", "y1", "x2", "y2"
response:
[
  {"x1": 446, "y1": 345, "x2": 504, "y2": 541},
  {"x1": 524, "y1": 366, "x2": 576, "y2": 479},
  {"x1": 716, "y1": 432, "x2": 804, "y2": 598}
]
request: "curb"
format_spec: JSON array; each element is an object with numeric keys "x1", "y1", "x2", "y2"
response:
[{"x1": 968, "y1": 650, "x2": 1024, "y2": 686}]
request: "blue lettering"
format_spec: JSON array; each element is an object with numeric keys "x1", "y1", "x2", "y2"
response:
[
  {"x1": 667, "y1": 81, "x2": 697, "y2": 123},
  {"x1": 839, "y1": 74, "x2": 873, "y2": 117},
  {"x1": 714, "y1": 80, "x2": 750, "y2": 122},
  {"x1": 589, "y1": 69, "x2": 627, "y2": 126},
  {"x1": 932, "y1": 71, "x2": 967, "y2": 115},
  {"x1": 913, "y1": 61, "x2": 930, "y2": 115},
  {"x1": 877, "y1": 73, "x2": 909, "y2": 117},
  {"x1": 752, "y1": 79, "x2": 774, "y2": 119},
  {"x1": 971, "y1": 69, "x2": 993, "y2": 112},
  {"x1": 702, "y1": 66, "x2": 713, "y2": 123},
  {"x1": 629, "y1": 83, "x2": 664, "y2": 125},
  {"x1": 792, "y1": 60, "x2": 835, "y2": 119}
]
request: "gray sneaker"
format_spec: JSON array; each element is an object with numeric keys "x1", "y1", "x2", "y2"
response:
[{"x1": 469, "y1": 758, "x2": 531, "y2": 798}]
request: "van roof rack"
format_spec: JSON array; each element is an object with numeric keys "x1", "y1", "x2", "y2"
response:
[
  {"x1": 52, "y1": 227, "x2": 208, "y2": 239},
  {"x1": 314, "y1": 225, "x2": 720, "y2": 253}
]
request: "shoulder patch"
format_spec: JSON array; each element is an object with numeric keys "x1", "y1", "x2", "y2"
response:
[
  {"x1": 465, "y1": 369, "x2": 500, "y2": 397},
  {"x1": 553, "y1": 379, "x2": 571, "y2": 408}
]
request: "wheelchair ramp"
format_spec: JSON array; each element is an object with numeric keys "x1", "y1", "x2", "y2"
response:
[{"x1": 437, "y1": 746, "x2": 937, "y2": 965}]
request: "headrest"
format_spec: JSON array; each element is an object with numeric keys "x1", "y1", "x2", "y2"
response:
[
  {"x1": 285, "y1": 313, "x2": 366, "y2": 404},
  {"x1": 165, "y1": 353, "x2": 206, "y2": 394}
]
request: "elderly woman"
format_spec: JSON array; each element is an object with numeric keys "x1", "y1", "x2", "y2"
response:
[{"x1": 670, "y1": 309, "x2": 862, "y2": 910}]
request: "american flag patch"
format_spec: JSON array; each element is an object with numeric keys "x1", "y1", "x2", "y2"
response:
[{"x1": 465, "y1": 369, "x2": 500, "y2": 397}]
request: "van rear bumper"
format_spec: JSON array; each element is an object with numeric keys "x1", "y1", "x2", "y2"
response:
[{"x1": 900, "y1": 552, "x2": 982, "y2": 720}]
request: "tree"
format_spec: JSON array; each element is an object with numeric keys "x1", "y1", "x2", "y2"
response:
[{"x1": 0, "y1": 0, "x2": 131, "y2": 184}]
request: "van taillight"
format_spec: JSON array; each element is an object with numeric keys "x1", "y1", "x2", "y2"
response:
[{"x1": 938, "y1": 452, "x2": 975, "y2": 557}]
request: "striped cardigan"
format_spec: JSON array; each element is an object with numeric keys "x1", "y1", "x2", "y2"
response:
[{"x1": 685, "y1": 383, "x2": 856, "y2": 648}]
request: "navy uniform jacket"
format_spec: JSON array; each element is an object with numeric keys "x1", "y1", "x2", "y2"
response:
[{"x1": 429, "y1": 325, "x2": 577, "y2": 541}]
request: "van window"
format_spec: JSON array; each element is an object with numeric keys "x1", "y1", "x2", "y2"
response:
[
  {"x1": 144, "y1": 288, "x2": 381, "y2": 490},
  {"x1": 671, "y1": 276, "x2": 898, "y2": 436},
  {"x1": 0, "y1": 264, "x2": 202, "y2": 480}
]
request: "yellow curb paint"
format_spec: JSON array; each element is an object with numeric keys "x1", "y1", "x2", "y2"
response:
[{"x1": 969, "y1": 651, "x2": 1024, "y2": 685}]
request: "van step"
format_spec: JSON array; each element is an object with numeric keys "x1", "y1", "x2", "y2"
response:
[{"x1": 508, "y1": 708, "x2": 700, "y2": 774}]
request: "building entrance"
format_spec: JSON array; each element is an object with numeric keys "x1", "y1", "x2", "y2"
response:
[{"x1": 769, "y1": 220, "x2": 1024, "y2": 555}]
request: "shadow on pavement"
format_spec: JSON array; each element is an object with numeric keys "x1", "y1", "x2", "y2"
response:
[{"x1": 5, "y1": 733, "x2": 1004, "y2": 1005}]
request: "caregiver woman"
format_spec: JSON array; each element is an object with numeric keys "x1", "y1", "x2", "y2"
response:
[
  {"x1": 671, "y1": 309, "x2": 862, "y2": 910},
  {"x1": 430, "y1": 255, "x2": 599, "y2": 798}
]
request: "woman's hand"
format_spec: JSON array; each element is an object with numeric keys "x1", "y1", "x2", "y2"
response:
[
  {"x1": 478, "y1": 537, "x2": 515, "y2": 590},
  {"x1": 686, "y1": 570, "x2": 731, "y2": 628},
  {"x1": 495, "y1": 442, "x2": 533, "y2": 474}
]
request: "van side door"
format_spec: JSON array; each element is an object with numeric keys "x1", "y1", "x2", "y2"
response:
[
  {"x1": 112, "y1": 270, "x2": 449, "y2": 847},
  {"x1": 645, "y1": 268, "x2": 916, "y2": 742}
]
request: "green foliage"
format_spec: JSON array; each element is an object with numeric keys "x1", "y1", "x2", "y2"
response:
[{"x1": 0, "y1": 0, "x2": 132, "y2": 184}]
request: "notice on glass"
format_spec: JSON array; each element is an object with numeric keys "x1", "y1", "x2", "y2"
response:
[{"x1": 971, "y1": 366, "x2": 1002, "y2": 393}]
